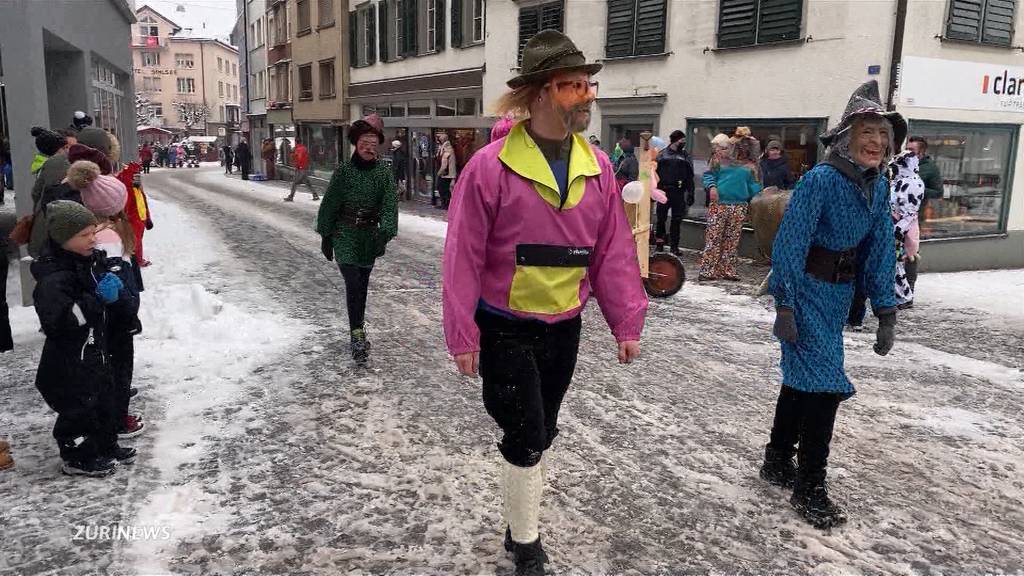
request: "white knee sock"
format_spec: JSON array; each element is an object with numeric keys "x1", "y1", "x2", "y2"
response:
[{"x1": 503, "y1": 459, "x2": 545, "y2": 544}]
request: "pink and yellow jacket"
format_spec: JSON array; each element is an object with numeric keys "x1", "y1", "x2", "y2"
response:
[{"x1": 442, "y1": 123, "x2": 648, "y2": 356}]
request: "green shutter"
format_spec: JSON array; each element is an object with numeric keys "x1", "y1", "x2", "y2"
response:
[
  {"x1": 350, "y1": 10, "x2": 359, "y2": 65},
  {"x1": 540, "y1": 1, "x2": 564, "y2": 31},
  {"x1": 368, "y1": 6, "x2": 377, "y2": 64},
  {"x1": 717, "y1": 0, "x2": 757, "y2": 48},
  {"x1": 403, "y1": 0, "x2": 418, "y2": 56},
  {"x1": 605, "y1": 0, "x2": 636, "y2": 58},
  {"x1": 436, "y1": 0, "x2": 447, "y2": 51},
  {"x1": 946, "y1": 0, "x2": 984, "y2": 41},
  {"x1": 756, "y1": 0, "x2": 802, "y2": 44},
  {"x1": 379, "y1": 0, "x2": 390, "y2": 61},
  {"x1": 452, "y1": 0, "x2": 464, "y2": 47},
  {"x1": 518, "y1": 6, "x2": 540, "y2": 64},
  {"x1": 635, "y1": 0, "x2": 666, "y2": 55},
  {"x1": 982, "y1": 0, "x2": 1016, "y2": 45}
]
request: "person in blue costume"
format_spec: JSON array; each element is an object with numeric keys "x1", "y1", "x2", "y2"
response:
[{"x1": 761, "y1": 80, "x2": 904, "y2": 529}]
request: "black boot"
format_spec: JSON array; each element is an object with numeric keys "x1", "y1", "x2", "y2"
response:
[
  {"x1": 791, "y1": 478, "x2": 847, "y2": 529},
  {"x1": 759, "y1": 445, "x2": 796, "y2": 489},
  {"x1": 512, "y1": 537, "x2": 547, "y2": 576},
  {"x1": 350, "y1": 328, "x2": 370, "y2": 363}
]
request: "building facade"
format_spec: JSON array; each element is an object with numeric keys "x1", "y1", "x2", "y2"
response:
[
  {"x1": 233, "y1": 0, "x2": 270, "y2": 167},
  {"x1": 133, "y1": 5, "x2": 242, "y2": 141},
  {"x1": 347, "y1": 0, "x2": 489, "y2": 202},
  {"x1": 0, "y1": 0, "x2": 137, "y2": 301},
  {"x1": 481, "y1": 0, "x2": 1024, "y2": 271}
]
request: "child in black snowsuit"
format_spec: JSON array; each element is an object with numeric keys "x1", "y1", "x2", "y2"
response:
[{"x1": 32, "y1": 200, "x2": 135, "y2": 476}]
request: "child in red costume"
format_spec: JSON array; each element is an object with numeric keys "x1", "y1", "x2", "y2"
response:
[{"x1": 116, "y1": 162, "x2": 154, "y2": 266}]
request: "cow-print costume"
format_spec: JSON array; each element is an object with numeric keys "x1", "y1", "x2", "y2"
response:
[{"x1": 888, "y1": 150, "x2": 925, "y2": 304}]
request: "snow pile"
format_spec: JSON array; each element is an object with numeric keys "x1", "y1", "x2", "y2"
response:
[
  {"x1": 125, "y1": 197, "x2": 312, "y2": 572},
  {"x1": 916, "y1": 268, "x2": 1024, "y2": 322}
]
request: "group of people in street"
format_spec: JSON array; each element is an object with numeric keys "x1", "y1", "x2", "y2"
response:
[
  {"x1": 219, "y1": 139, "x2": 253, "y2": 180},
  {"x1": 2, "y1": 111, "x2": 153, "y2": 476}
]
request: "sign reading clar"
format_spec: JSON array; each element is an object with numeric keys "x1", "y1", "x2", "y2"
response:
[{"x1": 900, "y1": 56, "x2": 1024, "y2": 113}]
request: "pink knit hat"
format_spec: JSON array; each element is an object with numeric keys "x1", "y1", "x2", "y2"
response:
[{"x1": 81, "y1": 173, "x2": 128, "y2": 217}]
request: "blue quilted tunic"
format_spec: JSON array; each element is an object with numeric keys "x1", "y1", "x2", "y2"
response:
[{"x1": 769, "y1": 162, "x2": 897, "y2": 395}]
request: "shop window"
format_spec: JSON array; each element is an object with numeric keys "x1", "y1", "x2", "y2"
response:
[
  {"x1": 318, "y1": 0, "x2": 335, "y2": 27},
  {"x1": 319, "y1": 60, "x2": 336, "y2": 98},
  {"x1": 298, "y1": 64, "x2": 313, "y2": 100},
  {"x1": 390, "y1": 103, "x2": 407, "y2": 117},
  {"x1": 362, "y1": 105, "x2": 378, "y2": 116},
  {"x1": 297, "y1": 0, "x2": 312, "y2": 33},
  {"x1": 408, "y1": 100, "x2": 431, "y2": 117},
  {"x1": 349, "y1": 5, "x2": 377, "y2": 67},
  {"x1": 910, "y1": 122, "x2": 1016, "y2": 239},
  {"x1": 518, "y1": 2, "x2": 563, "y2": 64},
  {"x1": 452, "y1": 0, "x2": 486, "y2": 47},
  {"x1": 687, "y1": 119, "x2": 823, "y2": 219},
  {"x1": 456, "y1": 98, "x2": 477, "y2": 116},
  {"x1": 606, "y1": 0, "x2": 666, "y2": 58},
  {"x1": 437, "y1": 99, "x2": 456, "y2": 116},
  {"x1": 142, "y1": 52, "x2": 160, "y2": 67},
  {"x1": 717, "y1": 0, "x2": 804, "y2": 49},
  {"x1": 945, "y1": 0, "x2": 1016, "y2": 46},
  {"x1": 299, "y1": 124, "x2": 339, "y2": 172},
  {"x1": 175, "y1": 53, "x2": 195, "y2": 69}
]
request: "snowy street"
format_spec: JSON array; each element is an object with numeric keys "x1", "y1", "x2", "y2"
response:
[{"x1": 2, "y1": 164, "x2": 1023, "y2": 576}]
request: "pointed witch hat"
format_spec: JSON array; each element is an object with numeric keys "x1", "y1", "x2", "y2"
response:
[{"x1": 820, "y1": 80, "x2": 907, "y2": 149}]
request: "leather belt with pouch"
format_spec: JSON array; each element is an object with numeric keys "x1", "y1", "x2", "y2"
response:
[
  {"x1": 805, "y1": 245, "x2": 858, "y2": 284},
  {"x1": 340, "y1": 206, "x2": 381, "y2": 228}
]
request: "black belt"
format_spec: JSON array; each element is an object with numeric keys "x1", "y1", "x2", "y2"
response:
[
  {"x1": 805, "y1": 245, "x2": 857, "y2": 284},
  {"x1": 340, "y1": 206, "x2": 380, "y2": 228}
]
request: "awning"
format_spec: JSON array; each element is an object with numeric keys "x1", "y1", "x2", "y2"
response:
[
  {"x1": 137, "y1": 125, "x2": 172, "y2": 134},
  {"x1": 184, "y1": 136, "x2": 218, "y2": 143}
]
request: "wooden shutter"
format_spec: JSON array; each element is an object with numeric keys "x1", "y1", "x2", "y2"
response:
[
  {"x1": 635, "y1": 0, "x2": 666, "y2": 54},
  {"x1": 367, "y1": 5, "x2": 377, "y2": 64},
  {"x1": 717, "y1": 0, "x2": 758, "y2": 48},
  {"x1": 350, "y1": 11, "x2": 359, "y2": 65},
  {"x1": 982, "y1": 0, "x2": 1016, "y2": 45},
  {"x1": 756, "y1": 0, "x2": 802, "y2": 44},
  {"x1": 946, "y1": 0, "x2": 983, "y2": 41},
  {"x1": 605, "y1": 0, "x2": 636, "y2": 58},
  {"x1": 518, "y1": 6, "x2": 540, "y2": 64},
  {"x1": 403, "y1": 0, "x2": 419, "y2": 56},
  {"x1": 436, "y1": 0, "x2": 447, "y2": 52},
  {"x1": 379, "y1": 0, "x2": 390, "y2": 61},
  {"x1": 540, "y1": 2, "x2": 564, "y2": 31},
  {"x1": 451, "y1": 0, "x2": 464, "y2": 48}
]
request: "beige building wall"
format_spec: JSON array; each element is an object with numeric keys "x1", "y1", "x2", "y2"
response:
[{"x1": 290, "y1": 0, "x2": 349, "y2": 122}]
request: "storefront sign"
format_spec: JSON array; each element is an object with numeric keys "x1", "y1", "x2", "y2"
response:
[
  {"x1": 900, "y1": 56, "x2": 1024, "y2": 113},
  {"x1": 133, "y1": 68, "x2": 177, "y2": 75}
]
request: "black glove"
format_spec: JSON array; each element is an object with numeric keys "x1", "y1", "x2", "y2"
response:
[
  {"x1": 145, "y1": 218, "x2": 154, "y2": 231},
  {"x1": 685, "y1": 190, "x2": 695, "y2": 207},
  {"x1": 773, "y1": 306, "x2": 798, "y2": 343},
  {"x1": 320, "y1": 237, "x2": 334, "y2": 261},
  {"x1": 874, "y1": 309, "x2": 897, "y2": 356}
]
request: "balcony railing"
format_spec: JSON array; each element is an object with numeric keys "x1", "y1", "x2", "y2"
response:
[{"x1": 133, "y1": 36, "x2": 168, "y2": 48}]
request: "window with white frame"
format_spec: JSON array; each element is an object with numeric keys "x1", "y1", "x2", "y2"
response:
[
  {"x1": 142, "y1": 52, "x2": 160, "y2": 66},
  {"x1": 219, "y1": 81, "x2": 224, "y2": 97},
  {"x1": 175, "y1": 53, "x2": 194, "y2": 68},
  {"x1": 177, "y1": 77, "x2": 196, "y2": 93}
]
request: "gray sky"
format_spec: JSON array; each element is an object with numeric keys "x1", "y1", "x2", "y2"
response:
[{"x1": 140, "y1": 0, "x2": 239, "y2": 44}]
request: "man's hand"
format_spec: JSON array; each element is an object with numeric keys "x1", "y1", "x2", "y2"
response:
[
  {"x1": 321, "y1": 237, "x2": 334, "y2": 261},
  {"x1": 618, "y1": 341, "x2": 641, "y2": 364},
  {"x1": 454, "y1": 352, "x2": 480, "y2": 378}
]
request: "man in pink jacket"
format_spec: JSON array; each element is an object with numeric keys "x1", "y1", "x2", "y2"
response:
[{"x1": 442, "y1": 30, "x2": 648, "y2": 575}]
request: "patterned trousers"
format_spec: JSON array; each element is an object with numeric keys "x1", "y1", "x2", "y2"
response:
[{"x1": 700, "y1": 203, "x2": 748, "y2": 279}]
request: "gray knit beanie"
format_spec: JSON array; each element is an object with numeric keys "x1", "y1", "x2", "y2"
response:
[
  {"x1": 46, "y1": 200, "x2": 98, "y2": 245},
  {"x1": 75, "y1": 127, "x2": 112, "y2": 157}
]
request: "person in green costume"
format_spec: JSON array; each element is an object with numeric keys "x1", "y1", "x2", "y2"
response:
[{"x1": 316, "y1": 114, "x2": 398, "y2": 363}]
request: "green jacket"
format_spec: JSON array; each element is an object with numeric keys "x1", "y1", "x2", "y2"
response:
[
  {"x1": 316, "y1": 160, "x2": 398, "y2": 267},
  {"x1": 917, "y1": 155, "x2": 943, "y2": 199}
]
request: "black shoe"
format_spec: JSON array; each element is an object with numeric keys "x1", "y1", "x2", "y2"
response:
[
  {"x1": 512, "y1": 538, "x2": 548, "y2": 576},
  {"x1": 504, "y1": 526, "x2": 514, "y2": 553},
  {"x1": 106, "y1": 446, "x2": 137, "y2": 465},
  {"x1": 61, "y1": 457, "x2": 117, "y2": 477},
  {"x1": 791, "y1": 481, "x2": 847, "y2": 529},
  {"x1": 759, "y1": 446, "x2": 796, "y2": 489},
  {"x1": 351, "y1": 328, "x2": 370, "y2": 363},
  {"x1": 129, "y1": 387, "x2": 139, "y2": 398},
  {"x1": 897, "y1": 301, "x2": 914, "y2": 310}
]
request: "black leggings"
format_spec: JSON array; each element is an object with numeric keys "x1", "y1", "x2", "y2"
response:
[
  {"x1": 338, "y1": 264, "x2": 373, "y2": 331},
  {"x1": 477, "y1": 308, "x2": 582, "y2": 467},
  {"x1": 767, "y1": 385, "x2": 842, "y2": 485}
]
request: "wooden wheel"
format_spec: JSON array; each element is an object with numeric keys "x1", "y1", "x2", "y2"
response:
[{"x1": 643, "y1": 252, "x2": 685, "y2": 298}]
